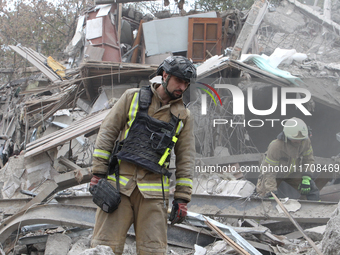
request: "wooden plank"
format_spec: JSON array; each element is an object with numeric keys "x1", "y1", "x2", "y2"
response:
[
  {"x1": 24, "y1": 115, "x2": 108, "y2": 158},
  {"x1": 32, "y1": 88, "x2": 76, "y2": 128},
  {"x1": 117, "y1": 3, "x2": 123, "y2": 44},
  {"x1": 25, "y1": 109, "x2": 109, "y2": 152},
  {"x1": 271, "y1": 192, "x2": 323, "y2": 255},
  {"x1": 141, "y1": 33, "x2": 146, "y2": 64},
  {"x1": 131, "y1": 20, "x2": 144, "y2": 63},
  {"x1": 0, "y1": 67, "x2": 39, "y2": 73},
  {"x1": 9, "y1": 45, "x2": 61, "y2": 82},
  {"x1": 26, "y1": 110, "x2": 107, "y2": 149},
  {"x1": 19, "y1": 181, "x2": 59, "y2": 213},
  {"x1": 58, "y1": 156, "x2": 81, "y2": 170}
]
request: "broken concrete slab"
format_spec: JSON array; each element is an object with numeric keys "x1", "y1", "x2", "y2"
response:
[
  {"x1": 68, "y1": 236, "x2": 91, "y2": 255},
  {"x1": 305, "y1": 225, "x2": 326, "y2": 242},
  {"x1": 78, "y1": 245, "x2": 114, "y2": 255},
  {"x1": 263, "y1": 2, "x2": 306, "y2": 34},
  {"x1": 44, "y1": 233, "x2": 72, "y2": 255},
  {"x1": 321, "y1": 201, "x2": 340, "y2": 254}
]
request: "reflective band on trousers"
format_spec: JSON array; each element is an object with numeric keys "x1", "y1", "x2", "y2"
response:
[
  {"x1": 93, "y1": 149, "x2": 110, "y2": 160},
  {"x1": 176, "y1": 178, "x2": 193, "y2": 188},
  {"x1": 137, "y1": 176, "x2": 169, "y2": 192},
  {"x1": 107, "y1": 175, "x2": 129, "y2": 186}
]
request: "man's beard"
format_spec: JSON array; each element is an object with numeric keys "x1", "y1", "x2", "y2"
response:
[{"x1": 169, "y1": 89, "x2": 183, "y2": 99}]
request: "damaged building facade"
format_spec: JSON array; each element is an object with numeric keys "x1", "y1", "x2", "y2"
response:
[{"x1": 1, "y1": 0, "x2": 340, "y2": 254}]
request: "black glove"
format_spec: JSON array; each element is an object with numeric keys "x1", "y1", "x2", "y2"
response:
[{"x1": 169, "y1": 199, "x2": 188, "y2": 225}]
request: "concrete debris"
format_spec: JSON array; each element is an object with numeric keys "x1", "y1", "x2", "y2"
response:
[
  {"x1": 66, "y1": 236, "x2": 91, "y2": 255},
  {"x1": 194, "y1": 244, "x2": 207, "y2": 255},
  {"x1": 321, "y1": 201, "x2": 340, "y2": 254},
  {"x1": 78, "y1": 245, "x2": 115, "y2": 255},
  {"x1": 305, "y1": 225, "x2": 326, "y2": 242},
  {"x1": 205, "y1": 240, "x2": 235, "y2": 255},
  {"x1": 44, "y1": 234, "x2": 72, "y2": 255}
]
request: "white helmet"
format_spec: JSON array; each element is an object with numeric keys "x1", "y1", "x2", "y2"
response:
[{"x1": 283, "y1": 117, "x2": 309, "y2": 140}]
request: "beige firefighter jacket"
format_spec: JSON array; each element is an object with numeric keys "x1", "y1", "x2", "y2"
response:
[
  {"x1": 257, "y1": 137, "x2": 314, "y2": 195},
  {"x1": 92, "y1": 83, "x2": 195, "y2": 202}
]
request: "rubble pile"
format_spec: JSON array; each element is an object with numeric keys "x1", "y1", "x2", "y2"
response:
[{"x1": 1, "y1": 0, "x2": 340, "y2": 254}]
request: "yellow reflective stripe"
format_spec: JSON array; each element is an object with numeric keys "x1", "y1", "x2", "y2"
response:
[
  {"x1": 265, "y1": 156, "x2": 279, "y2": 166},
  {"x1": 158, "y1": 136, "x2": 179, "y2": 166},
  {"x1": 137, "y1": 183, "x2": 169, "y2": 192},
  {"x1": 163, "y1": 175, "x2": 169, "y2": 185},
  {"x1": 124, "y1": 92, "x2": 139, "y2": 138},
  {"x1": 175, "y1": 121, "x2": 184, "y2": 135},
  {"x1": 303, "y1": 146, "x2": 313, "y2": 156},
  {"x1": 158, "y1": 148, "x2": 170, "y2": 166},
  {"x1": 107, "y1": 175, "x2": 129, "y2": 186},
  {"x1": 138, "y1": 177, "x2": 170, "y2": 192},
  {"x1": 93, "y1": 149, "x2": 110, "y2": 160},
  {"x1": 176, "y1": 178, "x2": 193, "y2": 188}
]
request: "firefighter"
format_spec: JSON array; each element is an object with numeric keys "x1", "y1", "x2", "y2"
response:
[
  {"x1": 90, "y1": 56, "x2": 196, "y2": 255},
  {"x1": 256, "y1": 117, "x2": 320, "y2": 200}
]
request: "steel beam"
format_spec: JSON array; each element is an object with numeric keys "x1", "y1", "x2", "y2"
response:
[
  {"x1": 172, "y1": 194, "x2": 337, "y2": 224},
  {"x1": 0, "y1": 204, "x2": 95, "y2": 245},
  {"x1": 1, "y1": 194, "x2": 337, "y2": 224}
]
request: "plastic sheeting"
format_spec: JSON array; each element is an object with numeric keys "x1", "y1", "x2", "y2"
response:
[{"x1": 240, "y1": 48, "x2": 308, "y2": 86}]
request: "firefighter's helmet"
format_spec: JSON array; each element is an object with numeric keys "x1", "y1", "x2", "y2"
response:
[{"x1": 283, "y1": 117, "x2": 309, "y2": 140}]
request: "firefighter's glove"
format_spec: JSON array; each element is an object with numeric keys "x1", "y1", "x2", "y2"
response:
[
  {"x1": 90, "y1": 175, "x2": 102, "y2": 188},
  {"x1": 299, "y1": 176, "x2": 311, "y2": 195},
  {"x1": 169, "y1": 199, "x2": 187, "y2": 225}
]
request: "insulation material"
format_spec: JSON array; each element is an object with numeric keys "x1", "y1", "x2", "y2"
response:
[{"x1": 46, "y1": 56, "x2": 66, "y2": 79}]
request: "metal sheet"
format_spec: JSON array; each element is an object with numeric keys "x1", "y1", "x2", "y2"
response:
[
  {"x1": 86, "y1": 18, "x2": 103, "y2": 39},
  {"x1": 96, "y1": 5, "x2": 111, "y2": 17},
  {"x1": 143, "y1": 12, "x2": 217, "y2": 56}
]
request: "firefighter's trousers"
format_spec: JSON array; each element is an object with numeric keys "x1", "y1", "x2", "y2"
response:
[{"x1": 91, "y1": 187, "x2": 168, "y2": 255}]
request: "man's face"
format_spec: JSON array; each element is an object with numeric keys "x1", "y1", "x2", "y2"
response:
[{"x1": 164, "y1": 72, "x2": 189, "y2": 99}]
